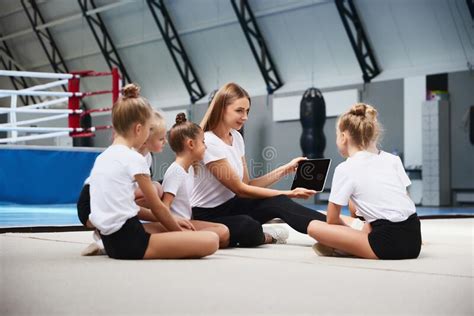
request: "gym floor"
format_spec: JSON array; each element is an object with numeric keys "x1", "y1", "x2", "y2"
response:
[{"x1": 1, "y1": 218, "x2": 472, "y2": 315}]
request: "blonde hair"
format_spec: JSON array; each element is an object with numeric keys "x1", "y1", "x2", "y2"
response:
[
  {"x1": 337, "y1": 103, "x2": 382, "y2": 149},
  {"x1": 168, "y1": 112, "x2": 202, "y2": 153},
  {"x1": 200, "y1": 82, "x2": 250, "y2": 132},
  {"x1": 112, "y1": 83, "x2": 152, "y2": 136},
  {"x1": 149, "y1": 110, "x2": 166, "y2": 136}
]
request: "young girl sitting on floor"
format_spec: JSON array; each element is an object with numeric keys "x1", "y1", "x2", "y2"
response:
[
  {"x1": 78, "y1": 109, "x2": 184, "y2": 255},
  {"x1": 133, "y1": 110, "x2": 167, "y2": 219},
  {"x1": 307, "y1": 103, "x2": 421, "y2": 260},
  {"x1": 87, "y1": 83, "x2": 218, "y2": 259},
  {"x1": 161, "y1": 113, "x2": 230, "y2": 248}
]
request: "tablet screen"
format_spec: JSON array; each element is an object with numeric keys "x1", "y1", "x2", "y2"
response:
[{"x1": 291, "y1": 159, "x2": 331, "y2": 192}]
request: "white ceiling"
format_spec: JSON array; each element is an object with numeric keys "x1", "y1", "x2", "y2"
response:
[{"x1": 0, "y1": 0, "x2": 472, "y2": 108}]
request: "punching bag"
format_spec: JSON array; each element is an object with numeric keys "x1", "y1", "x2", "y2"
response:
[{"x1": 300, "y1": 88, "x2": 326, "y2": 158}]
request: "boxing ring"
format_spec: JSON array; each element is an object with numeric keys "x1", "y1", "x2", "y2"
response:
[
  {"x1": 0, "y1": 69, "x2": 120, "y2": 210},
  {"x1": 0, "y1": 68, "x2": 120, "y2": 143}
]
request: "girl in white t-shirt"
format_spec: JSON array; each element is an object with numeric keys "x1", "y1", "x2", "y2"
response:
[
  {"x1": 77, "y1": 110, "x2": 171, "y2": 255},
  {"x1": 77, "y1": 111, "x2": 165, "y2": 230},
  {"x1": 308, "y1": 103, "x2": 421, "y2": 260},
  {"x1": 88, "y1": 83, "x2": 218, "y2": 260},
  {"x1": 135, "y1": 110, "x2": 167, "y2": 214},
  {"x1": 161, "y1": 113, "x2": 230, "y2": 248}
]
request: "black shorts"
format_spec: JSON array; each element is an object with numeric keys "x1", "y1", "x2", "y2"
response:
[
  {"x1": 100, "y1": 216, "x2": 151, "y2": 260},
  {"x1": 368, "y1": 213, "x2": 422, "y2": 260},
  {"x1": 77, "y1": 184, "x2": 91, "y2": 226}
]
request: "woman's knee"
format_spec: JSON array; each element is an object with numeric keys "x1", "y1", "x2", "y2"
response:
[{"x1": 233, "y1": 215, "x2": 264, "y2": 247}]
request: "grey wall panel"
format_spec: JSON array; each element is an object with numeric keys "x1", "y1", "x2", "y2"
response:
[
  {"x1": 449, "y1": 71, "x2": 474, "y2": 189},
  {"x1": 361, "y1": 79, "x2": 404, "y2": 156}
]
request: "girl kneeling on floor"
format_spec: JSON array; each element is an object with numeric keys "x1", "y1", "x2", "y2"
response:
[
  {"x1": 307, "y1": 103, "x2": 421, "y2": 260},
  {"x1": 161, "y1": 113, "x2": 230, "y2": 248},
  {"x1": 88, "y1": 83, "x2": 219, "y2": 259}
]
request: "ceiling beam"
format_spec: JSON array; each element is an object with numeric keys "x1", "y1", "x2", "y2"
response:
[
  {"x1": 21, "y1": 0, "x2": 69, "y2": 88},
  {"x1": 146, "y1": 0, "x2": 205, "y2": 104},
  {"x1": 230, "y1": 0, "x2": 283, "y2": 94},
  {"x1": 77, "y1": 0, "x2": 132, "y2": 84},
  {"x1": 335, "y1": 0, "x2": 380, "y2": 83}
]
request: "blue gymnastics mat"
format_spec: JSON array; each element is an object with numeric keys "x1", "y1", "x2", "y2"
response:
[{"x1": 1, "y1": 203, "x2": 473, "y2": 230}]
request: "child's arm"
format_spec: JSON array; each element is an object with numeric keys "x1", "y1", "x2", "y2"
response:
[
  {"x1": 348, "y1": 199, "x2": 357, "y2": 218},
  {"x1": 161, "y1": 192, "x2": 196, "y2": 231},
  {"x1": 135, "y1": 174, "x2": 182, "y2": 232},
  {"x1": 327, "y1": 202, "x2": 348, "y2": 226},
  {"x1": 161, "y1": 192, "x2": 174, "y2": 209}
]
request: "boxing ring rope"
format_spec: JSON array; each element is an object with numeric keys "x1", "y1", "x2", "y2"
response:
[{"x1": 0, "y1": 68, "x2": 120, "y2": 144}]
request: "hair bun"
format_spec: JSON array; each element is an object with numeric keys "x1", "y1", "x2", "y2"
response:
[
  {"x1": 175, "y1": 112, "x2": 187, "y2": 125},
  {"x1": 122, "y1": 83, "x2": 141, "y2": 99},
  {"x1": 350, "y1": 103, "x2": 367, "y2": 117}
]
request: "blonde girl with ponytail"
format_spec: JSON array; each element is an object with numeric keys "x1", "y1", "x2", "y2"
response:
[{"x1": 308, "y1": 103, "x2": 421, "y2": 259}]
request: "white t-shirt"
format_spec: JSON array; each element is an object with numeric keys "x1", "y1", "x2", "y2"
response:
[
  {"x1": 84, "y1": 152, "x2": 152, "y2": 186},
  {"x1": 89, "y1": 144, "x2": 150, "y2": 235},
  {"x1": 191, "y1": 129, "x2": 245, "y2": 208},
  {"x1": 145, "y1": 152, "x2": 153, "y2": 168},
  {"x1": 329, "y1": 151, "x2": 416, "y2": 223},
  {"x1": 162, "y1": 162, "x2": 194, "y2": 219}
]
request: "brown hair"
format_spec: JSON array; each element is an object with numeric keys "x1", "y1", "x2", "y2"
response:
[
  {"x1": 337, "y1": 103, "x2": 382, "y2": 149},
  {"x1": 112, "y1": 83, "x2": 152, "y2": 136},
  {"x1": 168, "y1": 112, "x2": 202, "y2": 153},
  {"x1": 200, "y1": 82, "x2": 250, "y2": 132}
]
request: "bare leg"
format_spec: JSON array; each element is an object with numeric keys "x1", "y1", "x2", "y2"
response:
[
  {"x1": 143, "y1": 231, "x2": 219, "y2": 259},
  {"x1": 190, "y1": 220, "x2": 230, "y2": 248},
  {"x1": 142, "y1": 222, "x2": 168, "y2": 234},
  {"x1": 307, "y1": 220, "x2": 378, "y2": 259}
]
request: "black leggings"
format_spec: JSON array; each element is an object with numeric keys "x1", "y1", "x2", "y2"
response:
[{"x1": 192, "y1": 195, "x2": 326, "y2": 247}]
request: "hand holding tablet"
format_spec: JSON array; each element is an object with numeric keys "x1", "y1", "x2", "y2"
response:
[{"x1": 291, "y1": 159, "x2": 331, "y2": 192}]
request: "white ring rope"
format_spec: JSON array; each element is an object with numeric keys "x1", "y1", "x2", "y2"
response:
[
  {"x1": 0, "y1": 90, "x2": 82, "y2": 98},
  {"x1": 20, "y1": 97, "x2": 69, "y2": 110},
  {"x1": 0, "y1": 108, "x2": 82, "y2": 114},
  {"x1": 0, "y1": 69, "x2": 115, "y2": 144},
  {"x1": 0, "y1": 131, "x2": 70, "y2": 143},
  {"x1": 0, "y1": 70, "x2": 76, "y2": 80},
  {"x1": 0, "y1": 113, "x2": 69, "y2": 127}
]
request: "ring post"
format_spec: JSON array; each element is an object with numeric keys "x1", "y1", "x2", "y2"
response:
[{"x1": 68, "y1": 74, "x2": 81, "y2": 136}]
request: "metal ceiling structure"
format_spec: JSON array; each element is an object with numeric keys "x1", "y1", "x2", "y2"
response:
[
  {"x1": 77, "y1": 0, "x2": 132, "y2": 84},
  {"x1": 21, "y1": 0, "x2": 69, "y2": 85},
  {"x1": 335, "y1": 0, "x2": 380, "y2": 83},
  {"x1": 0, "y1": 0, "x2": 471, "y2": 104},
  {"x1": 230, "y1": 0, "x2": 283, "y2": 94},
  {"x1": 147, "y1": 0, "x2": 205, "y2": 104}
]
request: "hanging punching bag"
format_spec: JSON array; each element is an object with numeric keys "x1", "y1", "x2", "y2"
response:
[{"x1": 300, "y1": 88, "x2": 326, "y2": 158}]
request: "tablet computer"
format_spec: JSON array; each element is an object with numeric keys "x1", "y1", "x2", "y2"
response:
[{"x1": 291, "y1": 158, "x2": 331, "y2": 192}]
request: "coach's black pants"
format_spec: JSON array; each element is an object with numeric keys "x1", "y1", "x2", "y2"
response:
[{"x1": 192, "y1": 195, "x2": 326, "y2": 247}]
